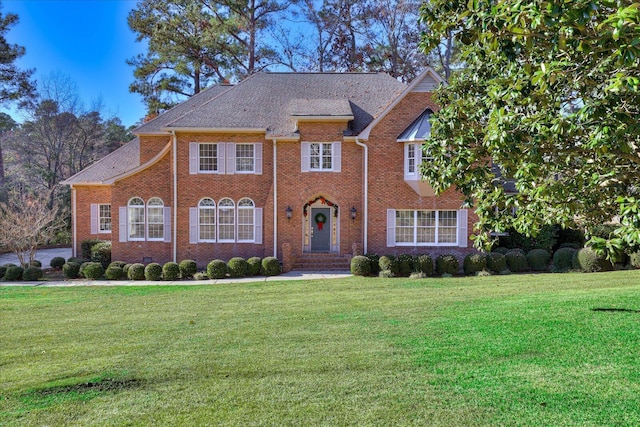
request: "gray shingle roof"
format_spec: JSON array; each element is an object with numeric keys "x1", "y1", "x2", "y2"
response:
[
  {"x1": 288, "y1": 98, "x2": 353, "y2": 117},
  {"x1": 164, "y1": 72, "x2": 407, "y2": 136},
  {"x1": 62, "y1": 138, "x2": 141, "y2": 185}
]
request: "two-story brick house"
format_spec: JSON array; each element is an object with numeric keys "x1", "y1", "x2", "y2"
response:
[{"x1": 63, "y1": 68, "x2": 477, "y2": 271}]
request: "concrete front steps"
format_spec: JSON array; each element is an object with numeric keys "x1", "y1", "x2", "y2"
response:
[{"x1": 293, "y1": 253, "x2": 351, "y2": 271}]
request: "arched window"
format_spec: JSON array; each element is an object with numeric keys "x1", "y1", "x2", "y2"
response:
[
  {"x1": 237, "y1": 198, "x2": 255, "y2": 242},
  {"x1": 198, "y1": 198, "x2": 216, "y2": 241},
  {"x1": 128, "y1": 197, "x2": 145, "y2": 240},
  {"x1": 147, "y1": 197, "x2": 164, "y2": 240},
  {"x1": 218, "y1": 198, "x2": 235, "y2": 242}
]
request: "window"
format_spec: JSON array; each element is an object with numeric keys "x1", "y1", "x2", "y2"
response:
[
  {"x1": 147, "y1": 197, "x2": 164, "y2": 240},
  {"x1": 99, "y1": 204, "x2": 111, "y2": 232},
  {"x1": 236, "y1": 144, "x2": 255, "y2": 172},
  {"x1": 218, "y1": 198, "x2": 235, "y2": 241},
  {"x1": 405, "y1": 143, "x2": 431, "y2": 177},
  {"x1": 301, "y1": 142, "x2": 341, "y2": 172},
  {"x1": 128, "y1": 197, "x2": 145, "y2": 240},
  {"x1": 199, "y1": 143, "x2": 218, "y2": 172},
  {"x1": 394, "y1": 210, "x2": 457, "y2": 245},
  {"x1": 198, "y1": 198, "x2": 216, "y2": 242},
  {"x1": 237, "y1": 198, "x2": 255, "y2": 242}
]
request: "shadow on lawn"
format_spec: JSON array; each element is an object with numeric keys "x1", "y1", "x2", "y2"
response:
[{"x1": 591, "y1": 307, "x2": 640, "y2": 313}]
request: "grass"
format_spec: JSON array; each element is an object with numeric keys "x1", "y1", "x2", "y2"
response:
[{"x1": 1, "y1": 271, "x2": 640, "y2": 426}]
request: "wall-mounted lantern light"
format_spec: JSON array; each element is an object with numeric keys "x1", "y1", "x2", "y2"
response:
[
  {"x1": 285, "y1": 206, "x2": 293, "y2": 220},
  {"x1": 350, "y1": 206, "x2": 357, "y2": 221}
]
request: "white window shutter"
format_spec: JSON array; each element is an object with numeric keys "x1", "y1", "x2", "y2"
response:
[
  {"x1": 255, "y1": 143, "x2": 263, "y2": 175},
  {"x1": 218, "y1": 143, "x2": 226, "y2": 174},
  {"x1": 163, "y1": 207, "x2": 171, "y2": 242},
  {"x1": 301, "y1": 142, "x2": 310, "y2": 172},
  {"x1": 189, "y1": 142, "x2": 198, "y2": 174},
  {"x1": 333, "y1": 142, "x2": 341, "y2": 172},
  {"x1": 255, "y1": 207, "x2": 263, "y2": 244},
  {"x1": 119, "y1": 206, "x2": 128, "y2": 242},
  {"x1": 189, "y1": 207, "x2": 198, "y2": 244},
  {"x1": 90, "y1": 204, "x2": 98, "y2": 234},
  {"x1": 226, "y1": 143, "x2": 235, "y2": 174},
  {"x1": 457, "y1": 209, "x2": 468, "y2": 248},
  {"x1": 386, "y1": 209, "x2": 396, "y2": 247}
]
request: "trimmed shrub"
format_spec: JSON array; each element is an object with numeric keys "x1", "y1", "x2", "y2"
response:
[
  {"x1": 414, "y1": 254, "x2": 434, "y2": 276},
  {"x1": 351, "y1": 255, "x2": 372, "y2": 276},
  {"x1": 62, "y1": 262, "x2": 81, "y2": 279},
  {"x1": 573, "y1": 247, "x2": 613, "y2": 273},
  {"x1": 79, "y1": 262, "x2": 92, "y2": 278},
  {"x1": 498, "y1": 225, "x2": 558, "y2": 253},
  {"x1": 122, "y1": 264, "x2": 132, "y2": 276},
  {"x1": 28, "y1": 260, "x2": 42, "y2": 268},
  {"x1": 179, "y1": 259, "x2": 197, "y2": 279},
  {"x1": 50, "y1": 256, "x2": 66, "y2": 269},
  {"x1": 493, "y1": 247, "x2": 509, "y2": 255},
  {"x1": 559, "y1": 242, "x2": 581, "y2": 250},
  {"x1": 379, "y1": 255, "x2": 399, "y2": 275},
  {"x1": 247, "y1": 257, "x2": 262, "y2": 276},
  {"x1": 526, "y1": 249, "x2": 551, "y2": 272},
  {"x1": 194, "y1": 272, "x2": 209, "y2": 280},
  {"x1": 68, "y1": 257, "x2": 89, "y2": 265},
  {"x1": 397, "y1": 254, "x2": 414, "y2": 277},
  {"x1": 486, "y1": 252, "x2": 507, "y2": 273},
  {"x1": 4, "y1": 265, "x2": 24, "y2": 281},
  {"x1": 105, "y1": 265, "x2": 124, "y2": 280},
  {"x1": 436, "y1": 254, "x2": 459, "y2": 275},
  {"x1": 463, "y1": 253, "x2": 487, "y2": 275},
  {"x1": 207, "y1": 259, "x2": 227, "y2": 279},
  {"x1": 80, "y1": 239, "x2": 103, "y2": 259},
  {"x1": 144, "y1": 263, "x2": 163, "y2": 281},
  {"x1": 109, "y1": 261, "x2": 127, "y2": 269},
  {"x1": 261, "y1": 257, "x2": 281, "y2": 276},
  {"x1": 163, "y1": 262, "x2": 181, "y2": 280},
  {"x1": 505, "y1": 251, "x2": 529, "y2": 272},
  {"x1": 128, "y1": 263, "x2": 145, "y2": 280},
  {"x1": 90, "y1": 241, "x2": 112, "y2": 269},
  {"x1": 552, "y1": 247, "x2": 576, "y2": 272},
  {"x1": 0, "y1": 265, "x2": 6, "y2": 279},
  {"x1": 379, "y1": 269, "x2": 395, "y2": 278},
  {"x1": 82, "y1": 262, "x2": 104, "y2": 280},
  {"x1": 630, "y1": 252, "x2": 640, "y2": 269},
  {"x1": 365, "y1": 254, "x2": 380, "y2": 275},
  {"x1": 227, "y1": 257, "x2": 248, "y2": 278},
  {"x1": 22, "y1": 266, "x2": 43, "y2": 281}
]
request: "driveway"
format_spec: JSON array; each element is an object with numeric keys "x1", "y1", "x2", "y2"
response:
[{"x1": 0, "y1": 247, "x2": 72, "y2": 268}]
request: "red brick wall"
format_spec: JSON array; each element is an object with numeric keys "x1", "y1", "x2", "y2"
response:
[{"x1": 73, "y1": 185, "x2": 112, "y2": 256}]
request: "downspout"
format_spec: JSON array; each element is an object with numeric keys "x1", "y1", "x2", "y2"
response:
[
  {"x1": 272, "y1": 138, "x2": 278, "y2": 257},
  {"x1": 171, "y1": 131, "x2": 178, "y2": 262},
  {"x1": 71, "y1": 185, "x2": 77, "y2": 257},
  {"x1": 355, "y1": 138, "x2": 368, "y2": 253}
]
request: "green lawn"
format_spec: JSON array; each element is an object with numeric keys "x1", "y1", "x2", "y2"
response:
[{"x1": 2, "y1": 271, "x2": 640, "y2": 426}]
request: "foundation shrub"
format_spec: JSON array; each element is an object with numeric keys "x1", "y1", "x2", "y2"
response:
[
  {"x1": 379, "y1": 256, "x2": 399, "y2": 275},
  {"x1": 572, "y1": 247, "x2": 613, "y2": 273},
  {"x1": 559, "y1": 242, "x2": 581, "y2": 250},
  {"x1": 82, "y1": 262, "x2": 104, "y2": 280},
  {"x1": 163, "y1": 262, "x2": 181, "y2": 280},
  {"x1": 261, "y1": 257, "x2": 281, "y2": 276},
  {"x1": 436, "y1": 254, "x2": 459, "y2": 275},
  {"x1": 397, "y1": 254, "x2": 414, "y2": 277},
  {"x1": 79, "y1": 262, "x2": 92, "y2": 278},
  {"x1": 526, "y1": 249, "x2": 551, "y2": 272},
  {"x1": 22, "y1": 266, "x2": 43, "y2": 281},
  {"x1": 350, "y1": 255, "x2": 372, "y2": 276},
  {"x1": 379, "y1": 269, "x2": 395, "y2": 278},
  {"x1": 80, "y1": 239, "x2": 103, "y2": 259},
  {"x1": 62, "y1": 262, "x2": 81, "y2": 279},
  {"x1": 128, "y1": 263, "x2": 145, "y2": 280},
  {"x1": 414, "y1": 255, "x2": 434, "y2": 275},
  {"x1": 247, "y1": 257, "x2": 262, "y2": 276},
  {"x1": 486, "y1": 252, "x2": 507, "y2": 273},
  {"x1": 0, "y1": 265, "x2": 6, "y2": 279},
  {"x1": 105, "y1": 265, "x2": 124, "y2": 280},
  {"x1": 50, "y1": 257, "x2": 66, "y2": 269},
  {"x1": 552, "y1": 247, "x2": 576, "y2": 272},
  {"x1": 463, "y1": 253, "x2": 487, "y2": 275},
  {"x1": 179, "y1": 259, "x2": 197, "y2": 279},
  {"x1": 68, "y1": 257, "x2": 89, "y2": 265},
  {"x1": 364, "y1": 254, "x2": 380, "y2": 275},
  {"x1": 630, "y1": 252, "x2": 640, "y2": 269},
  {"x1": 122, "y1": 264, "x2": 132, "y2": 275},
  {"x1": 144, "y1": 263, "x2": 163, "y2": 281},
  {"x1": 227, "y1": 257, "x2": 248, "y2": 278},
  {"x1": 4, "y1": 265, "x2": 24, "y2": 281},
  {"x1": 109, "y1": 261, "x2": 127, "y2": 269},
  {"x1": 194, "y1": 272, "x2": 209, "y2": 280},
  {"x1": 28, "y1": 260, "x2": 42, "y2": 268},
  {"x1": 207, "y1": 260, "x2": 227, "y2": 279},
  {"x1": 493, "y1": 247, "x2": 509, "y2": 255},
  {"x1": 90, "y1": 241, "x2": 112, "y2": 270},
  {"x1": 505, "y1": 251, "x2": 529, "y2": 272}
]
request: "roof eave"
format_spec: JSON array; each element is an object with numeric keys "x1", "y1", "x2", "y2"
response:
[
  {"x1": 161, "y1": 127, "x2": 267, "y2": 134},
  {"x1": 104, "y1": 141, "x2": 172, "y2": 184}
]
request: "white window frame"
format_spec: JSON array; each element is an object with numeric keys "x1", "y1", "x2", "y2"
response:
[
  {"x1": 198, "y1": 198, "x2": 216, "y2": 242},
  {"x1": 98, "y1": 204, "x2": 111, "y2": 233},
  {"x1": 146, "y1": 197, "x2": 165, "y2": 241},
  {"x1": 237, "y1": 198, "x2": 255, "y2": 242},
  {"x1": 310, "y1": 142, "x2": 333, "y2": 171},
  {"x1": 301, "y1": 142, "x2": 341, "y2": 172},
  {"x1": 404, "y1": 142, "x2": 431, "y2": 178},
  {"x1": 128, "y1": 197, "x2": 145, "y2": 241},
  {"x1": 394, "y1": 210, "x2": 458, "y2": 246},
  {"x1": 235, "y1": 144, "x2": 255, "y2": 173},
  {"x1": 198, "y1": 143, "x2": 219, "y2": 173},
  {"x1": 218, "y1": 198, "x2": 236, "y2": 242}
]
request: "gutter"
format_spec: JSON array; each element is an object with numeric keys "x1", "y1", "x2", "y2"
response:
[
  {"x1": 355, "y1": 138, "x2": 368, "y2": 254},
  {"x1": 272, "y1": 138, "x2": 278, "y2": 257},
  {"x1": 171, "y1": 131, "x2": 178, "y2": 262},
  {"x1": 71, "y1": 185, "x2": 77, "y2": 257}
]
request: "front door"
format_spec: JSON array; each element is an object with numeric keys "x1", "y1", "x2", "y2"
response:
[{"x1": 310, "y1": 207, "x2": 331, "y2": 252}]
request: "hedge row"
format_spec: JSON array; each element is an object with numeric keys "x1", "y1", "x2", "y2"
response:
[
  {"x1": 60, "y1": 256, "x2": 281, "y2": 281},
  {"x1": 351, "y1": 254, "x2": 458, "y2": 277},
  {"x1": 0, "y1": 263, "x2": 44, "y2": 281}
]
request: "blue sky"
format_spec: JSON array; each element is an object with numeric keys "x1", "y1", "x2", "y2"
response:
[{"x1": 3, "y1": 0, "x2": 147, "y2": 127}]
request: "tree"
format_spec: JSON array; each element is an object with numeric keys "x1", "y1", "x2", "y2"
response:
[
  {"x1": 0, "y1": 4, "x2": 35, "y2": 107},
  {"x1": 0, "y1": 191, "x2": 64, "y2": 267},
  {"x1": 419, "y1": 0, "x2": 640, "y2": 259}
]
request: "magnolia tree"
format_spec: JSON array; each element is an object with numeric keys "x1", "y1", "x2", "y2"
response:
[
  {"x1": 0, "y1": 192, "x2": 63, "y2": 267},
  {"x1": 419, "y1": 0, "x2": 640, "y2": 260}
]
